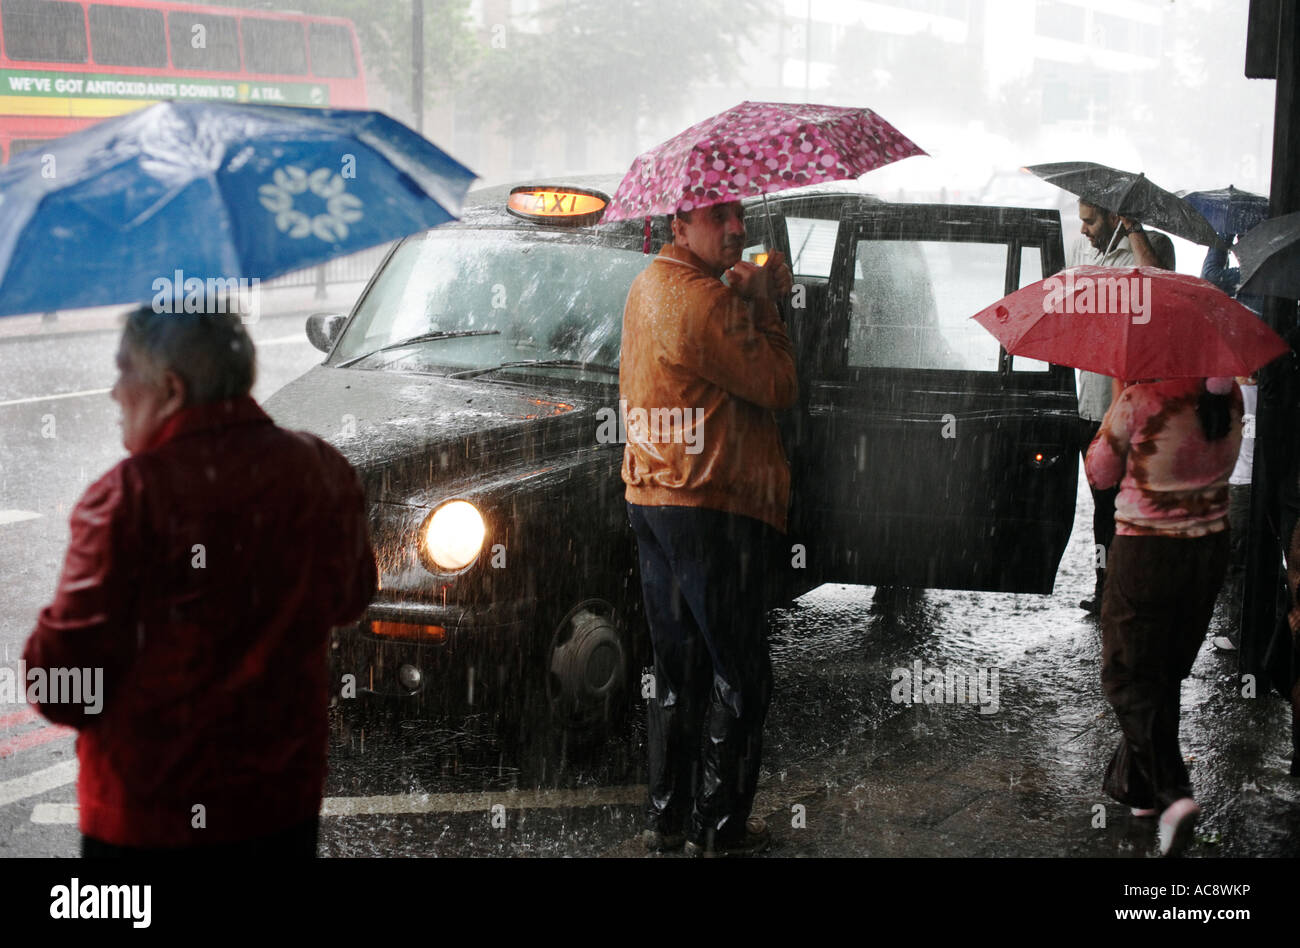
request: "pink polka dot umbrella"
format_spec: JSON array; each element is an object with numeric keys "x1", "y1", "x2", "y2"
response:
[{"x1": 603, "y1": 101, "x2": 925, "y2": 239}]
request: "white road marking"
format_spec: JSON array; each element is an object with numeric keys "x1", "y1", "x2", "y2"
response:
[
  {"x1": 0, "y1": 388, "x2": 111, "y2": 408},
  {"x1": 30, "y1": 784, "x2": 646, "y2": 823},
  {"x1": 0, "y1": 510, "x2": 41, "y2": 525},
  {"x1": 0, "y1": 335, "x2": 302, "y2": 409},
  {"x1": 0, "y1": 760, "x2": 77, "y2": 808},
  {"x1": 321, "y1": 784, "x2": 646, "y2": 817},
  {"x1": 30, "y1": 802, "x2": 77, "y2": 824}
]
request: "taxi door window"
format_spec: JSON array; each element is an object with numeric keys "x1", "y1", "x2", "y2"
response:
[
  {"x1": 785, "y1": 217, "x2": 838, "y2": 279},
  {"x1": 847, "y1": 239, "x2": 1004, "y2": 372},
  {"x1": 1012, "y1": 244, "x2": 1051, "y2": 373}
]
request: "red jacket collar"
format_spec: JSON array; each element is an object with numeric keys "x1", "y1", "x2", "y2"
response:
[{"x1": 142, "y1": 395, "x2": 271, "y2": 454}]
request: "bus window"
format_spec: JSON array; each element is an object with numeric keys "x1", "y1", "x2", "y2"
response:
[
  {"x1": 90, "y1": 4, "x2": 166, "y2": 68},
  {"x1": 244, "y1": 18, "x2": 307, "y2": 75},
  {"x1": 1, "y1": 0, "x2": 87, "y2": 64},
  {"x1": 309, "y1": 23, "x2": 357, "y2": 78},
  {"x1": 168, "y1": 12, "x2": 239, "y2": 72}
]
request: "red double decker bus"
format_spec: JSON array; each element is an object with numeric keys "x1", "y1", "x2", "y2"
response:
[{"x1": 0, "y1": 0, "x2": 366, "y2": 162}]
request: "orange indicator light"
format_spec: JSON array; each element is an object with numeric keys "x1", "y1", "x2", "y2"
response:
[{"x1": 370, "y1": 621, "x2": 447, "y2": 643}]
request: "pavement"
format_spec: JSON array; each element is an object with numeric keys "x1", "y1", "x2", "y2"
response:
[{"x1": 603, "y1": 582, "x2": 1300, "y2": 860}]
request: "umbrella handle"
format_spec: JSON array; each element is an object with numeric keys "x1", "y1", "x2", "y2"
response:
[
  {"x1": 761, "y1": 193, "x2": 778, "y2": 252},
  {"x1": 1103, "y1": 223, "x2": 1123, "y2": 258}
]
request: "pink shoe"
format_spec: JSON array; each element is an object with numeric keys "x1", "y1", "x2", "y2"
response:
[{"x1": 1157, "y1": 798, "x2": 1200, "y2": 857}]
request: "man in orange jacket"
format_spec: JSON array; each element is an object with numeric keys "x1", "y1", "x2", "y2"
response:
[{"x1": 620, "y1": 200, "x2": 796, "y2": 856}]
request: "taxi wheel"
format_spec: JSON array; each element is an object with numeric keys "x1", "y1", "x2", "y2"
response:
[{"x1": 544, "y1": 598, "x2": 632, "y2": 732}]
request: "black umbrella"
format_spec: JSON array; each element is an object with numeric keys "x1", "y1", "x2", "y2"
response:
[
  {"x1": 1025, "y1": 161, "x2": 1224, "y2": 248},
  {"x1": 1236, "y1": 210, "x2": 1300, "y2": 299}
]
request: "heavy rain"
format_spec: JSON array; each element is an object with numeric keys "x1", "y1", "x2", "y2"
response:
[{"x1": 0, "y1": 0, "x2": 1296, "y2": 927}]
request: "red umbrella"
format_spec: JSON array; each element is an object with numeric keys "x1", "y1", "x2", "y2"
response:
[{"x1": 972, "y1": 265, "x2": 1290, "y2": 380}]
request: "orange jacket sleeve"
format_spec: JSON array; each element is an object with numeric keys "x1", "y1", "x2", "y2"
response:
[{"x1": 673, "y1": 285, "x2": 798, "y2": 411}]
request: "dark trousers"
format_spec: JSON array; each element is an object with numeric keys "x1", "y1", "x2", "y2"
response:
[
  {"x1": 82, "y1": 815, "x2": 320, "y2": 858},
  {"x1": 1079, "y1": 418, "x2": 1118, "y2": 593},
  {"x1": 627, "y1": 503, "x2": 777, "y2": 846},
  {"x1": 1100, "y1": 532, "x2": 1229, "y2": 810}
]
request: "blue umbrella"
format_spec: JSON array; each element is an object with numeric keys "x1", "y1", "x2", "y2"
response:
[
  {"x1": 0, "y1": 101, "x2": 476, "y2": 318},
  {"x1": 1177, "y1": 185, "x2": 1270, "y2": 237}
]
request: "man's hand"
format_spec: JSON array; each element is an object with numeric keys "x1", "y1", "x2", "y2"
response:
[
  {"x1": 1117, "y1": 216, "x2": 1172, "y2": 269},
  {"x1": 727, "y1": 251, "x2": 793, "y2": 302},
  {"x1": 765, "y1": 251, "x2": 793, "y2": 298}
]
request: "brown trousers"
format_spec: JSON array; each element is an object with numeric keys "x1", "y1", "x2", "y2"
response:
[{"x1": 1100, "y1": 531, "x2": 1230, "y2": 810}]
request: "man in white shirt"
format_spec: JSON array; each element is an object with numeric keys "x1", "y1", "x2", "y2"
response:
[{"x1": 1070, "y1": 200, "x2": 1176, "y2": 613}]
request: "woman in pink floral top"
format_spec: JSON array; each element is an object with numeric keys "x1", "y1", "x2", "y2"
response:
[{"x1": 1085, "y1": 376, "x2": 1242, "y2": 857}]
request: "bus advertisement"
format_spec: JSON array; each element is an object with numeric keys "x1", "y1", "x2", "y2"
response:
[{"x1": 0, "y1": 0, "x2": 366, "y2": 162}]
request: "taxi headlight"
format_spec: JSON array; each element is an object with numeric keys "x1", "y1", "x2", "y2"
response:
[{"x1": 421, "y1": 500, "x2": 486, "y2": 572}]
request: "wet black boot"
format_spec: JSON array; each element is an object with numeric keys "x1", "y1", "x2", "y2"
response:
[
  {"x1": 686, "y1": 675, "x2": 744, "y2": 853},
  {"x1": 643, "y1": 677, "x2": 696, "y2": 850}
]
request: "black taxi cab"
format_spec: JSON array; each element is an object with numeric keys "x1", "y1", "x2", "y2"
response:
[{"x1": 263, "y1": 177, "x2": 1078, "y2": 732}]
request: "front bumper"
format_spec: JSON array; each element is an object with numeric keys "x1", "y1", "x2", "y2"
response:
[{"x1": 332, "y1": 594, "x2": 538, "y2": 707}]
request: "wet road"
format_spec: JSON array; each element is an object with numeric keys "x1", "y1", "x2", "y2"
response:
[
  {"x1": 1, "y1": 300, "x2": 1296, "y2": 857},
  {"x1": 302, "y1": 498, "x2": 1297, "y2": 858}
]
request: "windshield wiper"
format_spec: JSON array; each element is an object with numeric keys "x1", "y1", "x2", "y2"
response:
[
  {"x1": 336, "y1": 329, "x2": 501, "y2": 368},
  {"x1": 447, "y1": 359, "x2": 620, "y2": 380}
]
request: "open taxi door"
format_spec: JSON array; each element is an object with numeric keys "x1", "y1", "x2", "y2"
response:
[{"x1": 757, "y1": 194, "x2": 1078, "y2": 594}]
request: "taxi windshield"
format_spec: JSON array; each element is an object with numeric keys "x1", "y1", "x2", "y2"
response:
[{"x1": 331, "y1": 230, "x2": 651, "y2": 378}]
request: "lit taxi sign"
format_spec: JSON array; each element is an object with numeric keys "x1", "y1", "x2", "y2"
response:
[{"x1": 507, "y1": 186, "x2": 609, "y2": 226}]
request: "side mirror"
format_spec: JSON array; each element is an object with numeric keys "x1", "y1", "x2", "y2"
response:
[{"x1": 306, "y1": 313, "x2": 347, "y2": 353}]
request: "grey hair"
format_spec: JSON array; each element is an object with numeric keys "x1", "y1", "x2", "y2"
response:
[{"x1": 122, "y1": 306, "x2": 256, "y2": 404}]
